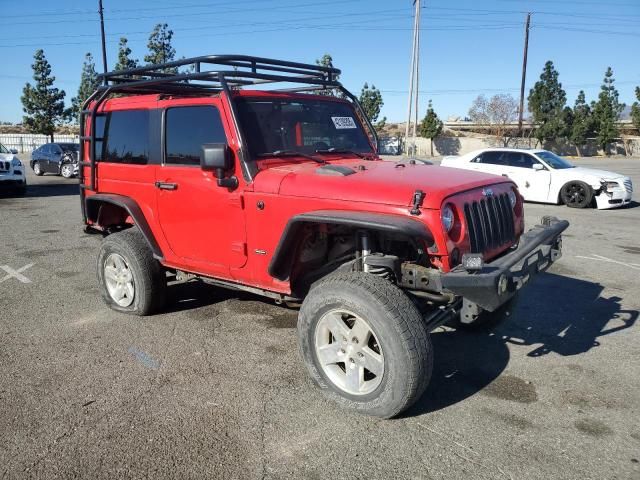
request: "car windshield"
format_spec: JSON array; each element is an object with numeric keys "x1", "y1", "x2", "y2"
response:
[
  {"x1": 535, "y1": 150, "x2": 574, "y2": 169},
  {"x1": 235, "y1": 97, "x2": 373, "y2": 160},
  {"x1": 0, "y1": 143, "x2": 9, "y2": 154},
  {"x1": 58, "y1": 143, "x2": 80, "y2": 152}
]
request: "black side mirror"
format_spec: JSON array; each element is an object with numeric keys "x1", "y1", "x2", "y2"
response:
[
  {"x1": 10, "y1": 148, "x2": 18, "y2": 155},
  {"x1": 200, "y1": 143, "x2": 238, "y2": 189}
]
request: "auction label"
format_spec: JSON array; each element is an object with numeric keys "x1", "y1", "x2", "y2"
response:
[{"x1": 331, "y1": 116, "x2": 357, "y2": 129}]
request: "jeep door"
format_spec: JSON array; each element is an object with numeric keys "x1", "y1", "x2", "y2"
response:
[{"x1": 155, "y1": 102, "x2": 247, "y2": 274}]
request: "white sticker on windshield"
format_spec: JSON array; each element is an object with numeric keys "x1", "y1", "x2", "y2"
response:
[{"x1": 331, "y1": 116, "x2": 357, "y2": 129}]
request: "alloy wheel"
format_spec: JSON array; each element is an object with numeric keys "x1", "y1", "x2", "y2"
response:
[
  {"x1": 314, "y1": 309, "x2": 384, "y2": 395},
  {"x1": 103, "y1": 253, "x2": 135, "y2": 307}
]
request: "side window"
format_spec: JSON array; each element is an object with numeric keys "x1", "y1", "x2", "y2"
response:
[
  {"x1": 100, "y1": 110, "x2": 150, "y2": 164},
  {"x1": 40, "y1": 145, "x2": 50, "y2": 155},
  {"x1": 478, "y1": 151, "x2": 504, "y2": 165},
  {"x1": 507, "y1": 152, "x2": 535, "y2": 168},
  {"x1": 165, "y1": 106, "x2": 226, "y2": 166},
  {"x1": 51, "y1": 144, "x2": 62, "y2": 154}
]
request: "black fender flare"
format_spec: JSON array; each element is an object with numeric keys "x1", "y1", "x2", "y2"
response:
[
  {"x1": 268, "y1": 210, "x2": 434, "y2": 281},
  {"x1": 85, "y1": 193, "x2": 163, "y2": 260}
]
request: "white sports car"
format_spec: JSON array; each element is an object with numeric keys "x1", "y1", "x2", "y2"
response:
[{"x1": 440, "y1": 148, "x2": 633, "y2": 209}]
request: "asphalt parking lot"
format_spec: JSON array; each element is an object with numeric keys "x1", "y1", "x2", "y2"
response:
[{"x1": 1, "y1": 156, "x2": 639, "y2": 479}]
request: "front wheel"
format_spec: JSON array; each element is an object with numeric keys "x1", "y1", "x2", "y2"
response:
[
  {"x1": 60, "y1": 162, "x2": 75, "y2": 178},
  {"x1": 561, "y1": 181, "x2": 593, "y2": 208},
  {"x1": 298, "y1": 272, "x2": 432, "y2": 418}
]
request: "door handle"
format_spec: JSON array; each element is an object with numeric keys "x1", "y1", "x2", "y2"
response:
[{"x1": 155, "y1": 181, "x2": 178, "y2": 190}]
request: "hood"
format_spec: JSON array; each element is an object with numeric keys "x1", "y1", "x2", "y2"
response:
[
  {"x1": 554, "y1": 166, "x2": 626, "y2": 184},
  {"x1": 0, "y1": 153, "x2": 16, "y2": 162},
  {"x1": 253, "y1": 159, "x2": 512, "y2": 209}
]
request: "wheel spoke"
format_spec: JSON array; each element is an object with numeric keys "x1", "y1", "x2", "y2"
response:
[
  {"x1": 349, "y1": 318, "x2": 371, "y2": 344},
  {"x1": 113, "y1": 284, "x2": 125, "y2": 301},
  {"x1": 316, "y1": 342, "x2": 344, "y2": 366},
  {"x1": 113, "y1": 255, "x2": 126, "y2": 271},
  {"x1": 325, "y1": 312, "x2": 350, "y2": 340},
  {"x1": 124, "y1": 282, "x2": 134, "y2": 300},
  {"x1": 104, "y1": 266, "x2": 118, "y2": 282},
  {"x1": 345, "y1": 363, "x2": 363, "y2": 392},
  {"x1": 360, "y1": 346, "x2": 384, "y2": 376}
]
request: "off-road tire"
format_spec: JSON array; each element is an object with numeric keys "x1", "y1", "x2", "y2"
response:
[
  {"x1": 455, "y1": 294, "x2": 519, "y2": 331},
  {"x1": 561, "y1": 181, "x2": 593, "y2": 209},
  {"x1": 97, "y1": 227, "x2": 166, "y2": 316},
  {"x1": 32, "y1": 162, "x2": 44, "y2": 176},
  {"x1": 298, "y1": 272, "x2": 432, "y2": 418}
]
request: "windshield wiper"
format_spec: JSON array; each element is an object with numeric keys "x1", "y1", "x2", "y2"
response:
[
  {"x1": 315, "y1": 148, "x2": 374, "y2": 160},
  {"x1": 256, "y1": 150, "x2": 325, "y2": 164}
]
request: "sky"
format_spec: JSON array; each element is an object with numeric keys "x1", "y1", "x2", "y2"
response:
[{"x1": 0, "y1": 0, "x2": 639, "y2": 124}]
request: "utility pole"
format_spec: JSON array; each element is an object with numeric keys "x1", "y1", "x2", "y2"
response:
[
  {"x1": 405, "y1": 0, "x2": 421, "y2": 155},
  {"x1": 518, "y1": 12, "x2": 531, "y2": 135},
  {"x1": 98, "y1": 0, "x2": 108, "y2": 83}
]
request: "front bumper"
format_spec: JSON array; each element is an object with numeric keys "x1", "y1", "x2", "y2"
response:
[{"x1": 439, "y1": 216, "x2": 569, "y2": 312}]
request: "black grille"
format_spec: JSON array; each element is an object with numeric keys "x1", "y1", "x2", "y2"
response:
[
  {"x1": 463, "y1": 193, "x2": 515, "y2": 254},
  {"x1": 0, "y1": 161, "x2": 9, "y2": 171}
]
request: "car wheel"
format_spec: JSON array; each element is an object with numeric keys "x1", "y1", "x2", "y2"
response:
[
  {"x1": 97, "y1": 227, "x2": 166, "y2": 316},
  {"x1": 298, "y1": 272, "x2": 432, "y2": 418},
  {"x1": 561, "y1": 181, "x2": 593, "y2": 208},
  {"x1": 32, "y1": 162, "x2": 44, "y2": 176},
  {"x1": 60, "y1": 163, "x2": 74, "y2": 179}
]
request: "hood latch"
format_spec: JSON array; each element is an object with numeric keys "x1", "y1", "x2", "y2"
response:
[{"x1": 410, "y1": 190, "x2": 426, "y2": 216}]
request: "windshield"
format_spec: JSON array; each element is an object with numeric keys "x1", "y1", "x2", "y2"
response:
[
  {"x1": 0, "y1": 143, "x2": 9, "y2": 154},
  {"x1": 535, "y1": 150, "x2": 574, "y2": 169},
  {"x1": 59, "y1": 143, "x2": 80, "y2": 152},
  {"x1": 236, "y1": 97, "x2": 373, "y2": 159}
]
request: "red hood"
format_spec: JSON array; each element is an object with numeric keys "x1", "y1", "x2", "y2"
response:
[{"x1": 252, "y1": 159, "x2": 513, "y2": 209}]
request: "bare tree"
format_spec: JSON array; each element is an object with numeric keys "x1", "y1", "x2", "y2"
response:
[{"x1": 468, "y1": 94, "x2": 519, "y2": 146}]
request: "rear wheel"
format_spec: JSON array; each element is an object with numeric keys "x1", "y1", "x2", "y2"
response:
[
  {"x1": 561, "y1": 181, "x2": 593, "y2": 208},
  {"x1": 298, "y1": 272, "x2": 432, "y2": 418},
  {"x1": 97, "y1": 227, "x2": 166, "y2": 316},
  {"x1": 32, "y1": 162, "x2": 44, "y2": 176}
]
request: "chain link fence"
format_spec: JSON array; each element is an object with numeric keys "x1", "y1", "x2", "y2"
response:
[{"x1": 0, "y1": 134, "x2": 79, "y2": 153}]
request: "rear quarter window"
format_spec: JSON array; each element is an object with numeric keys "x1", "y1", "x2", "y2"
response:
[{"x1": 99, "y1": 110, "x2": 150, "y2": 164}]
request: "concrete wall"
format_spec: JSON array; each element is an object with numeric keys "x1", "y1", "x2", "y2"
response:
[{"x1": 403, "y1": 135, "x2": 640, "y2": 157}]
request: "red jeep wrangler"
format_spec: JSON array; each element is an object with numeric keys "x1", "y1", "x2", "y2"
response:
[{"x1": 79, "y1": 56, "x2": 568, "y2": 418}]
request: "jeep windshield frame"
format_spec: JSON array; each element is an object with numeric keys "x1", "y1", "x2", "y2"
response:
[
  {"x1": 236, "y1": 96, "x2": 375, "y2": 165},
  {"x1": 79, "y1": 55, "x2": 378, "y2": 199}
]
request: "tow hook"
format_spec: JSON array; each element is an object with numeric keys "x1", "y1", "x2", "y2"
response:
[{"x1": 410, "y1": 189, "x2": 426, "y2": 215}]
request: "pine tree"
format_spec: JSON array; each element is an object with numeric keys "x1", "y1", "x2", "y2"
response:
[
  {"x1": 630, "y1": 86, "x2": 640, "y2": 133},
  {"x1": 114, "y1": 37, "x2": 139, "y2": 72},
  {"x1": 69, "y1": 53, "x2": 99, "y2": 122},
  {"x1": 144, "y1": 24, "x2": 177, "y2": 72},
  {"x1": 419, "y1": 100, "x2": 443, "y2": 157},
  {"x1": 315, "y1": 53, "x2": 340, "y2": 96},
  {"x1": 21, "y1": 49, "x2": 67, "y2": 141},
  {"x1": 527, "y1": 61, "x2": 567, "y2": 145},
  {"x1": 358, "y1": 83, "x2": 386, "y2": 129},
  {"x1": 592, "y1": 67, "x2": 625, "y2": 155},
  {"x1": 570, "y1": 90, "x2": 593, "y2": 156}
]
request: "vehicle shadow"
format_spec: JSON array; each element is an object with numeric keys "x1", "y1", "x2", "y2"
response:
[
  {"x1": 405, "y1": 272, "x2": 638, "y2": 417},
  {"x1": 0, "y1": 183, "x2": 80, "y2": 199}
]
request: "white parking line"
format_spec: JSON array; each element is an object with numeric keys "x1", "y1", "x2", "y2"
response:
[
  {"x1": 576, "y1": 254, "x2": 640, "y2": 270},
  {"x1": 0, "y1": 264, "x2": 35, "y2": 284}
]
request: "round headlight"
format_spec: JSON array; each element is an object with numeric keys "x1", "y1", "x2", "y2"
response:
[
  {"x1": 12, "y1": 158, "x2": 22, "y2": 167},
  {"x1": 508, "y1": 190, "x2": 517, "y2": 208},
  {"x1": 441, "y1": 204, "x2": 455, "y2": 232}
]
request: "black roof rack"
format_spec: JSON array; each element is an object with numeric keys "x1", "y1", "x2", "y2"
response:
[{"x1": 97, "y1": 54, "x2": 343, "y2": 95}]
